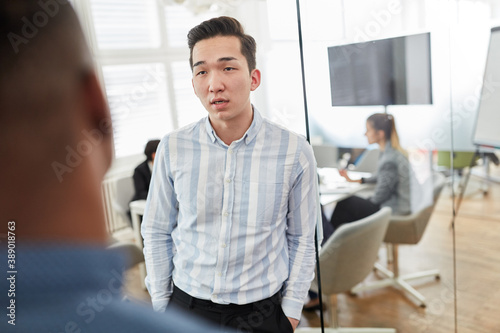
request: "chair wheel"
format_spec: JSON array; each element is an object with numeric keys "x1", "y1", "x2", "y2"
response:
[
  {"x1": 435, "y1": 275, "x2": 441, "y2": 280},
  {"x1": 420, "y1": 303, "x2": 426, "y2": 308}
]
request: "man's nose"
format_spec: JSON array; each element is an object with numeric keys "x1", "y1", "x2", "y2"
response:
[{"x1": 208, "y1": 72, "x2": 224, "y2": 92}]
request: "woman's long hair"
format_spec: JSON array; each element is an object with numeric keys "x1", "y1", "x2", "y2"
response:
[{"x1": 367, "y1": 113, "x2": 407, "y2": 156}]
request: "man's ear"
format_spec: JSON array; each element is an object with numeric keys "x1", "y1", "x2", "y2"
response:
[
  {"x1": 81, "y1": 70, "x2": 113, "y2": 169},
  {"x1": 250, "y1": 69, "x2": 261, "y2": 91},
  {"x1": 82, "y1": 70, "x2": 110, "y2": 130}
]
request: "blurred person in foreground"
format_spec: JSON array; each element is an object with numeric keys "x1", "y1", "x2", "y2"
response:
[
  {"x1": 141, "y1": 16, "x2": 319, "y2": 332},
  {"x1": 0, "y1": 1, "x2": 221, "y2": 332}
]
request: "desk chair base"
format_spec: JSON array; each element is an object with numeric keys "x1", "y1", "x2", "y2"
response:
[{"x1": 351, "y1": 245, "x2": 440, "y2": 308}]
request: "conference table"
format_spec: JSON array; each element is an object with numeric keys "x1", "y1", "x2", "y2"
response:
[
  {"x1": 318, "y1": 167, "x2": 374, "y2": 207},
  {"x1": 129, "y1": 168, "x2": 373, "y2": 289}
]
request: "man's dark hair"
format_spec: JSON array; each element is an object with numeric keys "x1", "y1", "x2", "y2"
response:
[
  {"x1": 187, "y1": 16, "x2": 256, "y2": 73},
  {"x1": 144, "y1": 139, "x2": 160, "y2": 162},
  {"x1": 0, "y1": 0, "x2": 73, "y2": 80}
]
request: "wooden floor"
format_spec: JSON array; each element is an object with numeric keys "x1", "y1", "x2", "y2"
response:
[{"x1": 119, "y1": 164, "x2": 500, "y2": 333}]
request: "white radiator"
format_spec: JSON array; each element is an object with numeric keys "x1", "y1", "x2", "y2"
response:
[{"x1": 101, "y1": 172, "x2": 134, "y2": 234}]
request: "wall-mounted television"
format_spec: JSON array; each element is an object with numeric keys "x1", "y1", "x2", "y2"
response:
[{"x1": 328, "y1": 32, "x2": 433, "y2": 107}]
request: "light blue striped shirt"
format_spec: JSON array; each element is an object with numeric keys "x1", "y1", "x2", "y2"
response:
[{"x1": 141, "y1": 108, "x2": 318, "y2": 320}]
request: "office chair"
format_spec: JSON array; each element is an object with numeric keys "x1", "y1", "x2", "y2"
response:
[
  {"x1": 351, "y1": 173, "x2": 446, "y2": 307},
  {"x1": 296, "y1": 207, "x2": 395, "y2": 333},
  {"x1": 313, "y1": 144, "x2": 339, "y2": 168},
  {"x1": 351, "y1": 149, "x2": 380, "y2": 173}
]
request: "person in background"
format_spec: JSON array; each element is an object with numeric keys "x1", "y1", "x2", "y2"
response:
[
  {"x1": 304, "y1": 112, "x2": 410, "y2": 311},
  {"x1": 132, "y1": 139, "x2": 160, "y2": 202},
  {"x1": 0, "y1": 2, "x2": 222, "y2": 332},
  {"x1": 142, "y1": 16, "x2": 318, "y2": 332}
]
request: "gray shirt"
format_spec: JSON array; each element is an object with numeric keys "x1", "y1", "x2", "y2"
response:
[{"x1": 363, "y1": 145, "x2": 411, "y2": 215}]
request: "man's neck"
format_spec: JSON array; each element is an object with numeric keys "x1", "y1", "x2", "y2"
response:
[
  {"x1": 211, "y1": 107, "x2": 254, "y2": 146},
  {"x1": 1, "y1": 164, "x2": 108, "y2": 244}
]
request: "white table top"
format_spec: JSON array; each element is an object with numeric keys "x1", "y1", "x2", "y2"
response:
[{"x1": 318, "y1": 168, "x2": 374, "y2": 205}]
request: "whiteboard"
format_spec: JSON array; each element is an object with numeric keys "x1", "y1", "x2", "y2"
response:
[{"x1": 473, "y1": 26, "x2": 500, "y2": 148}]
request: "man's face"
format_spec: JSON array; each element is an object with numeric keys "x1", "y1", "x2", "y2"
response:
[{"x1": 191, "y1": 35, "x2": 260, "y2": 126}]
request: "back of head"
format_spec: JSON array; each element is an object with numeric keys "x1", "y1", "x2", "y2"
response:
[
  {"x1": 0, "y1": 1, "x2": 112, "y2": 243},
  {"x1": 1, "y1": 1, "x2": 92, "y2": 163},
  {"x1": 145, "y1": 139, "x2": 161, "y2": 161},
  {"x1": 187, "y1": 16, "x2": 256, "y2": 72}
]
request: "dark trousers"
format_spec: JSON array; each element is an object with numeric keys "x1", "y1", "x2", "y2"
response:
[
  {"x1": 167, "y1": 286, "x2": 294, "y2": 333},
  {"x1": 329, "y1": 195, "x2": 380, "y2": 232}
]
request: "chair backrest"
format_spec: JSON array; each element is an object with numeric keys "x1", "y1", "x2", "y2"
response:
[
  {"x1": 352, "y1": 148, "x2": 380, "y2": 173},
  {"x1": 437, "y1": 151, "x2": 479, "y2": 170},
  {"x1": 316, "y1": 207, "x2": 392, "y2": 295},
  {"x1": 312, "y1": 144, "x2": 338, "y2": 168},
  {"x1": 384, "y1": 172, "x2": 446, "y2": 244}
]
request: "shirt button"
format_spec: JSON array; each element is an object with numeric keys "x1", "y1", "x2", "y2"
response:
[
  {"x1": 228, "y1": 149, "x2": 233, "y2": 154},
  {"x1": 221, "y1": 243, "x2": 227, "y2": 248},
  {"x1": 223, "y1": 212, "x2": 229, "y2": 217},
  {"x1": 217, "y1": 272, "x2": 222, "y2": 277},
  {"x1": 226, "y1": 178, "x2": 231, "y2": 183}
]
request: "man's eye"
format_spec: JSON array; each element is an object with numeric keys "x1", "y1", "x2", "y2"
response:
[
  {"x1": 224, "y1": 67, "x2": 235, "y2": 71},
  {"x1": 196, "y1": 70, "x2": 207, "y2": 76}
]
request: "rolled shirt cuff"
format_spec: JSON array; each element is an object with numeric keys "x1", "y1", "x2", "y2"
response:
[
  {"x1": 281, "y1": 296, "x2": 303, "y2": 320},
  {"x1": 151, "y1": 298, "x2": 169, "y2": 312}
]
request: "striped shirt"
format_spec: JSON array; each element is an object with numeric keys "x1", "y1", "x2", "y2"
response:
[{"x1": 141, "y1": 108, "x2": 318, "y2": 320}]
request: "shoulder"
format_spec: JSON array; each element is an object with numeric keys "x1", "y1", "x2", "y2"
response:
[
  {"x1": 135, "y1": 160, "x2": 149, "y2": 171},
  {"x1": 381, "y1": 147, "x2": 408, "y2": 163},
  {"x1": 260, "y1": 117, "x2": 316, "y2": 171},
  {"x1": 158, "y1": 118, "x2": 206, "y2": 148},
  {"x1": 261, "y1": 117, "x2": 311, "y2": 149}
]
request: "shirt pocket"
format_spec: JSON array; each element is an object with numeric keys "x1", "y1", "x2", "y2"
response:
[{"x1": 242, "y1": 180, "x2": 288, "y2": 227}]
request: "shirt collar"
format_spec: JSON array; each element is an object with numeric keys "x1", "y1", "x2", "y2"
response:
[{"x1": 205, "y1": 105, "x2": 263, "y2": 146}]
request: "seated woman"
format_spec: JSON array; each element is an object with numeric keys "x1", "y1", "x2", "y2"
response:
[
  {"x1": 304, "y1": 112, "x2": 411, "y2": 311},
  {"x1": 131, "y1": 139, "x2": 160, "y2": 202}
]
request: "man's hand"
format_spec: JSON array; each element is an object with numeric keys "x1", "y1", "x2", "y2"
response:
[{"x1": 288, "y1": 317, "x2": 299, "y2": 331}]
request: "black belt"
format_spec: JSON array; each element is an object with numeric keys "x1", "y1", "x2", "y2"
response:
[{"x1": 171, "y1": 285, "x2": 281, "y2": 312}]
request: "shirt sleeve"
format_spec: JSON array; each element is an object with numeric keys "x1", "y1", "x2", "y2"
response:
[
  {"x1": 369, "y1": 161, "x2": 398, "y2": 205},
  {"x1": 141, "y1": 138, "x2": 178, "y2": 312},
  {"x1": 281, "y1": 142, "x2": 318, "y2": 320}
]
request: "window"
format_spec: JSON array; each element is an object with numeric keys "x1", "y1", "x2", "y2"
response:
[{"x1": 75, "y1": 0, "x2": 221, "y2": 158}]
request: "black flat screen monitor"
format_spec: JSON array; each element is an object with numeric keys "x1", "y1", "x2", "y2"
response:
[{"x1": 328, "y1": 32, "x2": 432, "y2": 107}]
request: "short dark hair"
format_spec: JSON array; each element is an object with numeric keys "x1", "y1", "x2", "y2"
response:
[
  {"x1": 0, "y1": 0, "x2": 73, "y2": 81},
  {"x1": 144, "y1": 140, "x2": 160, "y2": 161},
  {"x1": 187, "y1": 16, "x2": 256, "y2": 73}
]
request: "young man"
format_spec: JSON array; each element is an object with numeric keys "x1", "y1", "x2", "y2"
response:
[
  {"x1": 142, "y1": 16, "x2": 318, "y2": 332},
  {"x1": 0, "y1": 2, "x2": 219, "y2": 332}
]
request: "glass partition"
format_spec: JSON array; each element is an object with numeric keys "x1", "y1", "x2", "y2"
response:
[{"x1": 262, "y1": 0, "x2": 500, "y2": 331}]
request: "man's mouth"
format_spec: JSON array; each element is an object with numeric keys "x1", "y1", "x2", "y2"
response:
[{"x1": 212, "y1": 99, "x2": 228, "y2": 105}]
